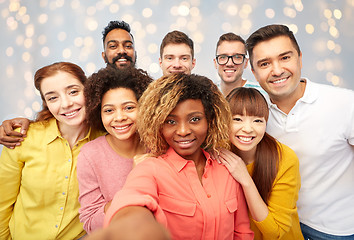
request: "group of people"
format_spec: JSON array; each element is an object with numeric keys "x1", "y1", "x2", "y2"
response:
[{"x1": 0, "y1": 19, "x2": 353, "y2": 240}]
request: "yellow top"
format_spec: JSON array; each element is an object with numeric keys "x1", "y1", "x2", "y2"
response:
[
  {"x1": 247, "y1": 142, "x2": 304, "y2": 240},
  {"x1": 0, "y1": 118, "x2": 102, "y2": 240}
]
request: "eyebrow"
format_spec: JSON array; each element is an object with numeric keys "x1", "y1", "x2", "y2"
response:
[
  {"x1": 43, "y1": 84, "x2": 81, "y2": 97},
  {"x1": 167, "y1": 111, "x2": 205, "y2": 118},
  {"x1": 106, "y1": 39, "x2": 133, "y2": 45},
  {"x1": 102, "y1": 100, "x2": 137, "y2": 108},
  {"x1": 256, "y1": 50, "x2": 293, "y2": 65}
]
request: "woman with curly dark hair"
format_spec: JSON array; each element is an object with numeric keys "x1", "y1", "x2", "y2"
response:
[
  {"x1": 98, "y1": 73, "x2": 254, "y2": 240},
  {"x1": 76, "y1": 66, "x2": 153, "y2": 233}
]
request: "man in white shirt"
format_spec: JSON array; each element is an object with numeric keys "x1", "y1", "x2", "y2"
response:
[{"x1": 246, "y1": 24, "x2": 354, "y2": 239}]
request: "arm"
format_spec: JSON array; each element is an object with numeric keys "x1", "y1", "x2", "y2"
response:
[
  {"x1": 219, "y1": 149, "x2": 269, "y2": 222},
  {"x1": 86, "y1": 206, "x2": 170, "y2": 240},
  {"x1": 0, "y1": 146, "x2": 23, "y2": 239},
  {"x1": 252, "y1": 145, "x2": 301, "y2": 240},
  {"x1": 77, "y1": 150, "x2": 108, "y2": 233},
  {"x1": 0, "y1": 118, "x2": 30, "y2": 149}
]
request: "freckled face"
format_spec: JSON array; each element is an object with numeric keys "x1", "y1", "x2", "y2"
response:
[
  {"x1": 161, "y1": 99, "x2": 208, "y2": 161},
  {"x1": 40, "y1": 71, "x2": 86, "y2": 129}
]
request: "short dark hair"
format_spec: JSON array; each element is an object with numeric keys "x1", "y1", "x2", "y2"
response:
[
  {"x1": 102, "y1": 20, "x2": 134, "y2": 44},
  {"x1": 216, "y1": 32, "x2": 246, "y2": 54},
  {"x1": 246, "y1": 24, "x2": 301, "y2": 69},
  {"x1": 85, "y1": 67, "x2": 153, "y2": 132},
  {"x1": 159, "y1": 30, "x2": 194, "y2": 58}
]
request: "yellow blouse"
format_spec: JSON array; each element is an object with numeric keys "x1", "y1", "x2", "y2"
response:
[
  {"x1": 247, "y1": 142, "x2": 304, "y2": 240},
  {"x1": 0, "y1": 118, "x2": 102, "y2": 240}
]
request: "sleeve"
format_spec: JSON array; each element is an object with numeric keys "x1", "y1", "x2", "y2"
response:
[
  {"x1": 234, "y1": 184, "x2": 255, "y2": 240},
  {"x1": 104, "y1": 159, "x2": 167, "y2": 227},
  {"x1": 0, "y1": 147, "x2": 23, "y2": 239},
  {"x1": 77, "y1": 148, "x2": 107, "y2": 233},
  {"x1": 252, "y1": 144, "x2": 301, "y2": 240}
]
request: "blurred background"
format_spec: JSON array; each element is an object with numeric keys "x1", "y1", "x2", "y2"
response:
[{"x1": 1, "y1": 0, "x2": 353, "y2": 124}]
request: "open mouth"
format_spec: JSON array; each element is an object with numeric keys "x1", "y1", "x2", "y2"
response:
[
  {"x1": 62, "y1": 109, "x2": 80, "y2": 118},
  {"x1": 237, "y1": 136, "x2": 254, "y2": 143},
  {"x1": 271, "y1": 76, "x2": 288, "y2": 84}
]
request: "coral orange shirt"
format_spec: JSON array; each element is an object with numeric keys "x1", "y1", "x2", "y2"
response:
[{"x1": 104, "y1": 147, "x2": 254, "y2": 240}]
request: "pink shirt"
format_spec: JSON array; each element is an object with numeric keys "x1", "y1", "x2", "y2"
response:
[
  {"x1": 77, "y1": 135, "x2": 133, "y2": 233},
  {"x1": 104, "y1": 147, "x2": 253, "y2": 240}
]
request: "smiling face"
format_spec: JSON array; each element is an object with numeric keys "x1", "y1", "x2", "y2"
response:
[
  {"x1": 251, "y1": 36, "x2": 303, "y2": 103},
  {"x1": 40, "y1": 71, "x2": 86, "y2": 130},
  {"x1": 102, "y1": 28, "x2": 136, "y2": 69},
  {"x1": 214, "y1": 40, "x2": 248, "y2": 85},
  {"x1": 229, "y1": 112, "x2": 266, "y2": 157},
  {"x1": 101, "y1": 88, "x2": 138, "y2": 141},
  {"x1": 159, "y1": 43, "x2": 196, "y2": 76},
  {"x1": 161, "y1": 99, "x2": 207, "y2": 161}
]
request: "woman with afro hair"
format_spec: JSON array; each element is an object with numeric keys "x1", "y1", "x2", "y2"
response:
[{"x1": 76, "y1": 66, "x2": 153, "y2": 233}]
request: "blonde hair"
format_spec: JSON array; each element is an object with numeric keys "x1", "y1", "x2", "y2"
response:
[{"x1": 137, "y1": 73, "x2": 231, "y2": 157}]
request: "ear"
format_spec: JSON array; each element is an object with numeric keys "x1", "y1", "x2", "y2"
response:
[
  {"x1": 213, "y1": 58, "x2": 218, "y2": 69},
  {"x1": 299, "y1": 51, "x2": 303, "y2": 69},
  {"x1": 243, "y1": 58, "x2": 249, "y2": 70},
  {"x1": 191, "y1": 58, "x2": 196, "y2": 69},
  {"x1": 102, "y1": 52, "x2": 107, "y2": 63},
  {"x1": 159, "y1": 57, "x2": 162, "y2": 67}
]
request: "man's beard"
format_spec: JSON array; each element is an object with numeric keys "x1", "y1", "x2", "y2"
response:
[{"x1": 104, "y1": 53, "x2": 136, "y2": 69}]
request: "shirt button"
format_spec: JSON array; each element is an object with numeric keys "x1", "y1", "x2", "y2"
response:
[
  {"x1": 204, "y1": 174, "x2": 208, "y2": 178},
  {"x1": 55, "y1": 225, "x2": 58, "y2": 228},
  {"x1": 68, "y1": 159, "x2": 71, "y2": 162},
  {"x1": 62, "y1": 192, "x2": 66, "y2": 195},
  {"x1": 207, "y1": 194, "x2": 211, "y2": 198},
  {"x1": 65, "y1": 176, "x2": 68, "y2": 179},
  {"x1": 60, "y1": 207, "x2": 63, "y2": 210}
]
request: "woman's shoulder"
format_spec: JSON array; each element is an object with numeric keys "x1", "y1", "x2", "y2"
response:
[{"x1": 277, "y1": 141, "x2": 300, "y2": 169}]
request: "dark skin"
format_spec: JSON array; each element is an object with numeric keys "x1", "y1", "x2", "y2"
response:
[{"x1": 0, "y1": 118, "x2": 29, "y2": 148}]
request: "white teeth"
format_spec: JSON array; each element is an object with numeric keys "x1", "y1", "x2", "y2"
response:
[
  {"x1": 64, "y1": 110, "x2": 77, "y2": 116},
  {"x1": 118, "y1": 59, "x2": 127, "y2": 62},
  {"x1": 225, "y1": 70, "x2": 235, "y2": 73},
  {"x1": 273, "y1": 78, "x2": 287, "y2": 84},
  {"x1": 113, "y1": 125, "x2": 130, "y2": 130},
  {"x1": 179, "y1": 140, "x2": 193, "y2": 144},
  {"x1": 239, "y1": 136, "x2": 252, "y2": 142}
]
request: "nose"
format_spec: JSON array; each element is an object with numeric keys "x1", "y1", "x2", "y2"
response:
[
  {"x1": 117, "y1": 44, "x2": 127, "y2": 54},
  {"x1": 241, "y1": 121, "x2": 253, "y2": 133},
  {"x1": 271, "y1": 61, "x2": 284, "y2": 76},
  {"x1": 114, "y1": 109, "x2": 127, "y2": 122},
  {"x1": 172, "y1": 58, "x2": 182, "y2": 68},
  {"x1": 61, "y1": 96, "x2": 73, "y2": 109},
  {"x1": 176, "y1": 122, "x2": 191, "y2": 136}
]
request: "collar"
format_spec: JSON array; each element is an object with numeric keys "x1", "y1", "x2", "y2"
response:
[
  {"x1": 163, "y1": 147, "x2": 213, "y2": 172},
  {"x1": 44, "y1": 118, "x2": 93, "y2": 145}
]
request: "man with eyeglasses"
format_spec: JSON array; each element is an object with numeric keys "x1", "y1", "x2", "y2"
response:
[{"x1": 214, "y1": 33, "x2": 262, "y2": 96}]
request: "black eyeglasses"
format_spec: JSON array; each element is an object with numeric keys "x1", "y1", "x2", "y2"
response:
[{"x1": 215, "y1": 54, "x2": 246, "y2": 65}]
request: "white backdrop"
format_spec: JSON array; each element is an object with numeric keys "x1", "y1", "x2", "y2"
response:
[{"x1": 1, "y1": 0, "x2": 353, "y2": 124}]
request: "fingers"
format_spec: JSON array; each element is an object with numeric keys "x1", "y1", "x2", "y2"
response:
[{"x1": 0, "y1": 137, "x2": 22, "y2": 149}]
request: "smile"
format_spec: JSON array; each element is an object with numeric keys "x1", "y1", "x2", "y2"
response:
[
  {"x1": 271, "y1": 77, "x2": 288, "y2": 84},
  {"x1": 62, "y1": 109, "x2": 79, "y2": 117},
  {"x1": 112, "y1": 124, "x2": 131, "y2": 130},
  {"x1": 117, "y1": 59, "x2": 127, "y2": 62},
  {"x1": 237, "y1": 136, "x2": 254, "y2": 143}
]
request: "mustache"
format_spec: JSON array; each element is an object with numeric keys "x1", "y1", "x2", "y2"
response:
[{"x1": 112, "y1": 53, "x2": 133, "y2": 64}]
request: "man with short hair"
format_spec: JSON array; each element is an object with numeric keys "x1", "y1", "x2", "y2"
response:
[
  {"x1": 159, "y1": 30, "x2": 195, "y2": 76},
  {"x1": 101, "y1": 20, "x2": 137, "y2": 69},
  {"x1": 247, "y1": 24, "x2": 354, "y2": 239},
  {"x1": 214, "y1": 33, "x2": 262, "y2": 96}
]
